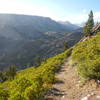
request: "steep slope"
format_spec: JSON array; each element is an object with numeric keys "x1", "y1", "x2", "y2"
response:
[
  {"x1": 0, "y1": 48, "x2": 72, "y2": 100},
  {"x1": 0, "y1": 14, "x2": 82, "y2": 70},
  {"x1": 0, "y1": 34, "x2": 100, "y2": 100},
  {"x1": 48, "y1": 33, "x2": 100, "y2": 100},
  {"x1": 0, "y1": 29, "x2": 83, "y2": 70},
  {"x1": 48, "y1": 57, "x2": 100, "y2": 100}
]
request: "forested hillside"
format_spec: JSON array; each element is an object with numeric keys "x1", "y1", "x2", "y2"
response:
[{"x1": 0, "y1": 14, "x2": 82, "y2": 70}]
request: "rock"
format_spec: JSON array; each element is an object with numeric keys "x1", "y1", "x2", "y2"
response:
[
  {"x1": 90, "y1": 92, "x2": 95, "y2": 96},
  {"x1": 96, "y1": 96, "x2": 100, "y2": 99},
  {"x1": 62, "y1": 96, "x2": 65, "y2": 98},
  {"x1": 87, "y1": 94, "x2": 91, "y2": 97},
  {"x1": 81, "y1": 96, "x2": 88, "y2": 100}
]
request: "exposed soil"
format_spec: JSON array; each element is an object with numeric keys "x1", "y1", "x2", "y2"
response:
[{"x1": 47, "y1": 57, "x2": 100, "y2": 100}]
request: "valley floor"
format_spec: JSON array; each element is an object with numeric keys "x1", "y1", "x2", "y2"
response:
[{"x1": 47, "y1": 57, "x2": 100, "y2": 100}]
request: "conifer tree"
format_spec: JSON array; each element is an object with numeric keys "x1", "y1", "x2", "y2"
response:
[
  {"x1": 6, "y1": 65, "x2": 17, "y2": 80},
  {"x1": 84, "y1": 10, "x2": 94, "y2": 36},
  {"x1": 64, "y1": 42, "x2": 69, "y2": 51}
]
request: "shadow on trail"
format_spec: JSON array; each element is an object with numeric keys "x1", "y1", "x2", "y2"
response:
[
  {"x1": 55, "y1": 79, "x2": 64, "y2": 84},
  {"x1": 46, "y1": 87, "x2": 67, "y2": 100},
  {"x1": 50, "y1": 88, "x2": 65, "y2": 96}
]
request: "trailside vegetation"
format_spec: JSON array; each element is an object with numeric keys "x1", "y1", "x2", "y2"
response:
[
  {"x1": 0, "y1": 48, "x2": 72, "y2": 100},
  {"x1": 72, "y1": 33, "x2": 100, "y2": 79}
]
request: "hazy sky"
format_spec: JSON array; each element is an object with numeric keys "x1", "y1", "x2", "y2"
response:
[{"x1": 0, "y1": 0, "x2": 100, "y2": 24}]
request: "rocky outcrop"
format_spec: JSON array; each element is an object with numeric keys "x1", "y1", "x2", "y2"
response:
[{"x1": 92, "y1": 23, "x2": 100, "y2": 34}]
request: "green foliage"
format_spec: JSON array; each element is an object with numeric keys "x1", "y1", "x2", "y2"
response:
[
  {"x1": 8, "y1": 78, "x2": 32, "y2": 100},
  {"x1": 15, "y1": 78, "x2": 32, "y2": 93},
  {"x1": 0, "y1": 48, "x2": 72, "y2": 100},
  {"x1": 0, "y1": 65, "x2": 17, "y2": 82},
  {"x1": 97, "y1": 32, "x2": 100, "y2": 35},
  {"x1": 0, "y1": 71, "x2": 7, "y2": 82},
  {"x1": 6, "y1": 65, "x2": 17, "y2": 80},
  {"x1": 72, "y1": 34, "x2": 100, "y2": 79},
  {"x1": 8, "y1": 92, "x2": 26, "y2": 100},
  {"x1": 34, "y1": 56, "x2": 42, "y2": 67},
  {"x1": 83, "y1": 10, "x2": 94, "y2": 36},
  {"x1": 64, "y1": 42, "x2": 69, "y2": 51},
  {"x1": 0, "y1": 85, "x2": 9, "y2": 100},
  {"x1": 84, "y1": 24, "x2": 92, "y2": 36},
  {"x1": 24, "y1": 77, "x2": 45, "y2": 100}
]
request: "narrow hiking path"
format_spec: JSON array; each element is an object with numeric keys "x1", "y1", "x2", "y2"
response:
[{"x1": 47, "y1": 57, "x2": 100, "y2": 100}]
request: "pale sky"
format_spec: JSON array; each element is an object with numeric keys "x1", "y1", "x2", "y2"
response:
[{"x1": 0, "y1": 0, "x2": 100, "y2": 24}]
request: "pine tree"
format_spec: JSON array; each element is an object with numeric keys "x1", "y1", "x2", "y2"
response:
[
  {"x1": 64, "y1": 42, "x2": 69, "y2": 51},
  {"x1": 83, "y1": 10, "x2": 94, "y2": 36},
  {"x1": 34, "y1": 56, "x2": 42, "y2": 67},
  {"x1": 6, "y1": 65, "x2": 17, "y2": 80}
]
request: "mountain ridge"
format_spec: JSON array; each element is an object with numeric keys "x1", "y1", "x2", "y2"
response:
[
  {"x1": 0, "y1": 14, "x2": 82, "y2": 70},
  {"x1": 59, "y1": 21, "x2": 79, "y2": 30},
  {"x1": 0, "y1": 14, "x2": 79, "y2": 40}
]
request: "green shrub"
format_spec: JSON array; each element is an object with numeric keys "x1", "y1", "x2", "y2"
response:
[
  {"x1": 1, "y1": 48, "x2": 72, "y2": 100},
  {"x1": 6, "y1": 65, "x2": 17, "y2": 80},
  {"x1": 24, "y1": 77, "x2": 45, "y2": 100},
  {"x1": 72, "y1": 34, "x2": 100, "y2": 79},
  {"x1": 0, "y1": 85, "x2": 9, "y2": 100},
  {"x1": 0, "y1": 71, "x2": 7, "y2": 82},
  {"x1": 8, "y1": 92, "x2": 26, "y2": 100}
]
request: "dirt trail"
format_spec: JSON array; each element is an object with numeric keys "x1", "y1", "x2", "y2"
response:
[{"x1": 47, "y1": 57, "x2": 100, "y2": 100}]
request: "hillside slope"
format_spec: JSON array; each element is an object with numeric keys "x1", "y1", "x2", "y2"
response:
[
  {"x1": 47, "y1": 33, "x2": 100, "y2": 100},
  {"x1": 48, "y1": 57, "x2": 100, "y2": 100},
  {"x1": 0, "y1": 48, "x2": 72, "y2": 100},
  {"x1": 0, "y1": 14, "x2": 82, "y2": 70},
  {"x1": 0, "y1": 34, "x2": 100, "y2": 100}
]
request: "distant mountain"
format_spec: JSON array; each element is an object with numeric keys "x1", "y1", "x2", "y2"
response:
[
  {"x1": 77, "y1": 22, "x2": 85, "y2": 27},
  {"x1": 59, "y1": 21, "x2": 79, "y2": 30},
  {"x1": 0, "y1": 14, "x2": 78, "y2": 40},
  {"x1": 0, "y1": 14, "x2": 83, "y2": 70}
]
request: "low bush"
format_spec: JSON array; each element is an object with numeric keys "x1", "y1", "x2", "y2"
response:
[
  {"x1": 0, "y1": 85, "x2": 9, "y2": 100},
  {"x1": 72, "y1": 34, "x2": 100, "y2": 79},
  {"x1": 1, "y1": 48, "x2": 72, "y2": 100}
]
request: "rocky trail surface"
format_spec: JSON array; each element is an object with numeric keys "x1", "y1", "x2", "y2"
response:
[{"x1": 47, "y1": 57, "x2": 100, "y2": 100}]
